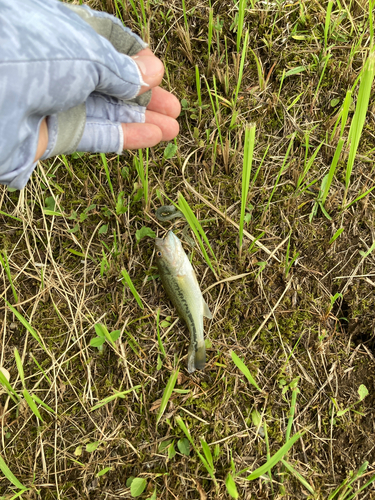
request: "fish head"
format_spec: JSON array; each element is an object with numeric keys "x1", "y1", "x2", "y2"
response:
[{"x1": 155, "y1": 231, "x2": 186, "y2": 275}]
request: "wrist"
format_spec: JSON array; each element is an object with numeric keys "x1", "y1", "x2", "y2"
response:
[{"x1": 34, "y1": 117, "x2": 48, "y2": 162}]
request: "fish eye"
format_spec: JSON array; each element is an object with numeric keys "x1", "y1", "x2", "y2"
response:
[{"x1": 156, "y1": 251, "x2": 162, "y2": 257}]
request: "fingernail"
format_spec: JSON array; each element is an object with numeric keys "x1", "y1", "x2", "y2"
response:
[{"x1": 133, "y1": 55, "x2": 164, "y2": 78}]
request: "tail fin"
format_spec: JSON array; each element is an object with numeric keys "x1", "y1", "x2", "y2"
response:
[
  {"x1": 187, "y1": 342, "x2": 206, "y2": 373},
  {"x1": 194, "y1": 341, "x2": 206, "y2": 371}
]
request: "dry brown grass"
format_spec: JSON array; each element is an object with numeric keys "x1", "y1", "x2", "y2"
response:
[{"x1": 1, "y1": 0, "x2": 375, "y2": 498}]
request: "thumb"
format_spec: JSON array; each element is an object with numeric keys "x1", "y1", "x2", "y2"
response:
[{"x1": 131, "y1": 55, "x2": 165, "y2": 95}]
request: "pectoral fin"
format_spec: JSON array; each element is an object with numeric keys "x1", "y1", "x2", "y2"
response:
[{"x1": 203, "y1": 299, "x2": 213, "y2": 319}]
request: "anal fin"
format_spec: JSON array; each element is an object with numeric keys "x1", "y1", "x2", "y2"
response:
[{"x1": 203, "y1": 299, "x2": 213, "y2": 319}]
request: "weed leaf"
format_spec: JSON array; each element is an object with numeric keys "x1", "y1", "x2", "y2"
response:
[
  {"x1": 177, "y1": 438, "x2": 190, "y2": 456},
  {"x1": 130, "y1": 477, "x2": 147, "y2": 497}
]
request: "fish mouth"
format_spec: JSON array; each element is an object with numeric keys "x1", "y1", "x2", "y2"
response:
[
  {"x1": 155, "y1": 237, "x2": 165, "y2": 248},
  {"x1": 155, "y1": 231, "x2": 177, "y2": 248}
]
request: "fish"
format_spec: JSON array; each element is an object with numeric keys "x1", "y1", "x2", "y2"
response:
[{"x1": 155, "y1": 231, "x2": 212, "y2": 373}]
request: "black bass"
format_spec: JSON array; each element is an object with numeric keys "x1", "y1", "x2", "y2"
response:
[{"x1": 155, "y1": 231, "x2": 212, "y2": 373}]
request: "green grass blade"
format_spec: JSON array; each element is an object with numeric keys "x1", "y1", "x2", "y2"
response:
[
  {"x1": 121, "y1": 269, "x2": 144, "y2": 310},
  {"x1": 0, "y1": 210, "x2": 22, "y2": 222},
  {"x1": 249, "y1": 47, "x2": 264, "y2": 91},
  {"x1": 329, "y1": 228, "x2": 344, "y2": 245},
  {"x1": 31, "y1": 355, "x2": 52, "y2": 386},
  {"x1": 284, "y1": 66, "x2": 306, "y2": 78},
  {"x1": 195, "y1": 65, "x2": 202, "y2": 107},
  {"x1": 100, "y1": 153, "x2": 114, "y2": 198},
  {"x1": 177, "y1": 193, "x2": 216, "y2": 272},
  {"x1": 127, "y1": 0, "x2": 141, "y2": 26},
  {"x1": 231, "y1": 351, "x2": 261, "y2": 392},
  {"x1": 9, "y1": 489, "x2": 29, "y2": 499},
  {"x1": 345, "y1": 52, "x2": 375, "y2": 197},
  {"x1": 23, "y1": 389, "x2": 44, "y2": 422},
  {"x1": 0, "y1": 456, "x2": 26, "y2": 490},
  {"x1": 285, "y1": 379, "x2": 299, "y2": 444},
  {"x1": 91, "y1": 386, "x2": 141, "y2": 411},
  {"x1": 0, "y1": 252, "x2": 18, "y2": 303},
  {"x1": 236, "y1": 0, "x2": 247, "y2": 53},
  {"x1": 226, "y1": 472, "x2": 239, "y2": 498},
  {"x1": 340, "y1": 90, "x2": 353, "y2": 138},
  {"x1": 208, "y1": 7, "x2": 213, "y2": 57},
  {"x1": 239, "y1": 123, "x2": 256, "y2": 254},
  {"x1": 247, "y1": 431, "x2": 303, "y2": 480},
  {"x1": 156, "y1": 308, "x2": 166, "y2": 358},
  {"x1": 0, "y1": 370, "x2": 19, "y2": 403},
  {"x1": 321, "y1": 138, "x2": 344, "y2": 205},
  {"x1": 139, "y1": 0, "x2": 147, "y2": 28},
  {"x1": 263, "y1": 421, "x2": 273, "y2": 491},
  {"x1": 370, "y1": 0, "x2": 374, "y2": 49},
  {"x1": 5, "y1": 301, "x2": 45, "y2": 351},
  {"x1": 135, "y1": 148, "x2": 149, "y2": 206},
  {"x1": 262, "y1": 134, "x2": 295, "y2": 221},
  {"x1": 296, "y1": 141, "x2": 323, "y2": 191},
  {"x1": 156, "y1": 370, "x2": 179, "y2": 426},
  {"x1": 14, "y1": 348, "x2": 24, "y2": 386},
  {"x1": 344, "y1": 472, "x2": 375, "y2": 500},
  {"x1": 235, "y1": 30, "x2": 249, "y2": 102},
  {"x1": 31, "y1": 394, "x2": 55, "y2": 414},
  {"x1": 181, "y1": 0, "x2": 188, "y2": 31},
  {"x1": 281, "y1": 460, "x2": 315, "y2": 495},
  {"x1": 324, "y1": 1, "x2": 333, "y2": 50},
  {"x1": 204, "y1": 77, "x2": 224, "y2": 150},
  {"x1": 343, "y1": 185, "x2": 375, "y2": 210},
  {"x1": 200, "y1": 438, "x2": 214, "y2": 470}
]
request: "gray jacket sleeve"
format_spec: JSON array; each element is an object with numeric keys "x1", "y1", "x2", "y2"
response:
[{"x1": 0, "y1": 0, "x2": 147, "y2": 189}]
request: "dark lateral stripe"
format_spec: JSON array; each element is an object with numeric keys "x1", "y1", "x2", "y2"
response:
[{"x1": 163, "y1": 275, "x2": 198, "y2": 350}]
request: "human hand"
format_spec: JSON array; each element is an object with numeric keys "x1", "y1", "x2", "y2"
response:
[
  {"x1": 34, "y1": 48, "x2": 180, "y2": 161},
  {"x1": 0, "y1": 0, "x2": 180, "y2": 189}
]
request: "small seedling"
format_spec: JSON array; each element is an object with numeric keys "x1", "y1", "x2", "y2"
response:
[
  {"x1": 327, "y1": 460, "x2": 375, "y2": 499},
  {"x1": 176, "y1": 417, "x2": 217, "y2": 487},
  {"x1": 164, "y1": 143, "x2": 178, "y2": 160},
  {"x1": 336, "y1": 384, "x2": 369, "y2": 417},
  {"x1": 90, "y1": 323, "x2": 121, "y2": 351},
  {"x1": 284, "y1": 234, "x2": 299, "y2": 278},
  {"x1": 116, "y1": 191, "x2": 128, "y2": 215}
]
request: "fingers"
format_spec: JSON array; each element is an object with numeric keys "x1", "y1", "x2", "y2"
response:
[
  {"x1": 121, "y1": 123, "x2": 162, "y2": 149},
  {"x1": 122, "y1": 115, "x2": 179, "y2": 149},
  {"x1": 145, "y1": 109, "x2": 179, "y2": 140},
  {"x1": 147, "y1": 87, "x2": 181, "y2": 119},
  {"x1": 132, "y1": 54, "x2": 164, "y2": 95},
  {"x1": 121, "y1": 110, "x2": 179, "y2": 149}
]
